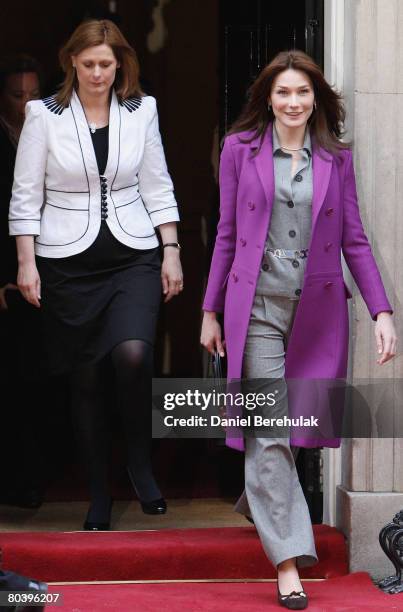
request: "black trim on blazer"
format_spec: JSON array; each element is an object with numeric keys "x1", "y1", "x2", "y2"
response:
[
  {"x1": 42, "y1": 95, "x2": 68, "y2": 115},
  {"x1": 36, "y1": 105, "x2": 90, "y2": 247},
  {"x1": 9, "y1": 218, "x2": 39, "y2": 221},
  {"x1": 111, "y1": 182, "x2": 139, "y2": 192},
  {"x1": 110, "y1": 105, "x2": 155, "y2": 239},
  {"x1": 119, "y1": 97, "x2": 143, "y2": 113},
  {"x1": 149, "y1": 205, "x2": 178, "y2": 215},
  {"x1": 44, "y1": 202, "x2": 89, "y2": 211},
  {"x1": 115, "y1": 195, "x2": 142, "y2": 209},
  {"x1": 46, "y1": 188, "x2": 89, "y2": 194}
]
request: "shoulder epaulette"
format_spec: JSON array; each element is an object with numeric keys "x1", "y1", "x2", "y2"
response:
[
  {"x1": 119, "y1": 97, "x2": 143, "y2": 113},
  {"x1": 42, "y1": 95, "x2": 68, "y2": 115}
]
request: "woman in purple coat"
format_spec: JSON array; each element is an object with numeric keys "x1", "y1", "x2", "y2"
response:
[{"x1": 201, "y1": 51, "x2": 397, "y2": 609}]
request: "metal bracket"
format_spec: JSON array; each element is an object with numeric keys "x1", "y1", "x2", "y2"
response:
[{"x1": 378, "y1": 510, "x2": 403, "y2": 593}]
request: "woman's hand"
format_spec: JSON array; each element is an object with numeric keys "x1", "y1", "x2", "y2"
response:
[
  {"x1": 0, "y1": 283, "x2": 18, "y2": 310},
  {"x1": 17, "y1": 262, "x2": 41, "y2": 308},
  {"x1": 161, "y1": 248, "x2": 183, "y2": 302},
  {"x1": 375, "y1": 312, "x2": 397, "y2": 364},
  {"x1": 200, "y1": 311, "x2": 225, "y2": 357}
]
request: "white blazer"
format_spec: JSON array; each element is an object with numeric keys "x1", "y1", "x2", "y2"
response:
[{"x1": 9, "y1": 89, "x2": 179, "y2": 257}]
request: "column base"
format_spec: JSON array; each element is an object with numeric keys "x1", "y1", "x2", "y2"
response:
[{"x1": 337, "y1": 486, "x2": 403, "y2": 580}]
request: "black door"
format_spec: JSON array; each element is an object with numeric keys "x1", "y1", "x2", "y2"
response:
[{"x1": 220, "y1": 0, "x2": 324, "y2": 136}]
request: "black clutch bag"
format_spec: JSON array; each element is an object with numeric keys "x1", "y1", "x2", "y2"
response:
[
  {"x1": 211, "y1": 350, "x2": 227, "y2": 383},
  {"x1": 212, "y1": 351, "x2": 223, "y2": 379}
]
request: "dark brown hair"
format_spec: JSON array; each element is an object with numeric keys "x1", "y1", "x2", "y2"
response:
[
  {"x1": 228, "y1": 50, "x2": 349, "y2": 154},
  {"x1": 56, "y1": 19, "x2": 142, "y2": 106},
  {"x1": 0, "y1": 54, "x2": 43, "y2": 95}
]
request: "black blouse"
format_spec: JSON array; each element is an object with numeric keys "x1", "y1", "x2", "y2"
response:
[{"x1": 90, "y1": 125, "x2": 109, "y2": 175}]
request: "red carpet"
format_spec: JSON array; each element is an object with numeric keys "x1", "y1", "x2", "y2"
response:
[
  {"x1": 1, "y1": 525, "x2": 347, "y2": 582},
  {"x1": 48, "y1": 573, "x2": 403, "y2": 611}
]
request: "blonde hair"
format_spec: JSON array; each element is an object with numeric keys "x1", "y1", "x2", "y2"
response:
[{"x1": 56, "y1": 19, "x2": 143, "y2": 106}]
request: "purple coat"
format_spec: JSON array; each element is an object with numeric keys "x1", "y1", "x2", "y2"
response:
[{"x1": 203, "y1": 126, "x2": 392, "y2": 451}]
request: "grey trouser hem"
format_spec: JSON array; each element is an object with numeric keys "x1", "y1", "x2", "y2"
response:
[{"x1": 236, "y1": 295, "x2": 318, "y2": 569}]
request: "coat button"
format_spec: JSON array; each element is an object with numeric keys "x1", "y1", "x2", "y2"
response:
[
  {"x1": 262, "y1": 263, "x2": 269, "y2": 271},
  {"x1": 247, "y1": 202, "x2": 255, "y2": 210},
  {"x1": 325, "y1": 208, "x2": 334, "y2": 216},
  {"x1": 289, "y1": 230, "x2": 296, "y2": 238},
  {"x1": 287, "y1": 200, "x2": 295, "y2": 208},
  {"x1": 240, "y1": 238, "x2": 246, "y2": 246},
  {"x1": 325, "y1": 281, "x2": 333, "y2": 288},
  {"x1": 232, "y1": 273, "x2": 238, "y2": 282},
  {"x1": 295, "y1": 174, "x2": 303, "y2": 182},
  {"x1": 292, "y1": 260, "x2": 299, "y2": 268},
  {"x1": 325, "y1": 242, "x2": 333, "y2": 251},
  {"x1": 295, "y1": 289, "x2": 302, "y2": 296}
]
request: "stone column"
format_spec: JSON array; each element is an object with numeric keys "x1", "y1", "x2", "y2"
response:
[{"x1": 334, "y1": 0, "x2": 403, "y2": 580}]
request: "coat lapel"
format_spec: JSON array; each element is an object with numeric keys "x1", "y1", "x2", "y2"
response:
[
  {"x1": 250, "y1": 127, "x2": 275, "y2": 209},
  {"x1": 312, "y1": 145, "x2": 333, "y2": 229},
  {"x1": 69, "y1": 89, "x2": 121, "y2": 184},
  {"x1": 104, "y1": 90, "x2": 120, "y2": 181},
  {"x1": 70, "y1": 89, "x2": 99, "y2": 181},
  {"x1": 246, "y1": 124, "x2": 333, "y2": 232},
  {"x1": 248, "y1": 125, "x2": 333, "y2": 229}
]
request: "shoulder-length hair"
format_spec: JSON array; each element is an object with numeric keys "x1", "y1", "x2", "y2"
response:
[
  {"x1": 228, "y1": 50, "x2": 349, "y2": 155},
  {"x1": 56, "y1": 19, "x2": 143, "y2": 106}
]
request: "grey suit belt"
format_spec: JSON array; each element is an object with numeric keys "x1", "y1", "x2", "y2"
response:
[{"x1": 266, "y1": 248, "x2": 309, "y2": 259}]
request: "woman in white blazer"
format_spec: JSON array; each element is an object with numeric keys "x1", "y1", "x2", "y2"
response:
[{"x1": 9, "y1": 19, "x2": 183, "y2": 530}]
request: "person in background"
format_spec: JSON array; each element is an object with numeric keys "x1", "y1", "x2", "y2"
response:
[
  {"x1": 0, "y1": 54, "x2": 44, "y2": 508},
  {"x1": 0, "y1": 54, "x2": 41, "y2": 310}
]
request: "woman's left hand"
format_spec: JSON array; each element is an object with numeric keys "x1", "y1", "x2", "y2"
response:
[
  {"x1": 161, "y1": 248, "x2": 183, "y2": 302},
  {"x1": 375, "y1": 312, "x2": 397, "y2": 365}
]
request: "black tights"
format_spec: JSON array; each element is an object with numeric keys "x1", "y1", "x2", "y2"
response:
[{"x1": 71, "y1": 339, "x2": 161, "y2": 521}]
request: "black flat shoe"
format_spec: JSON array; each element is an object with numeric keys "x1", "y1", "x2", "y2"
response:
[
  {"x1": 140, "y1": 497, "x2": 167, "y2": 515},
  {"x1": 83, "y1": 498, "x2": 113, "y2": 531},
  {"x1": 277, "y1": 582, "x2": 308, "y2": 610}
]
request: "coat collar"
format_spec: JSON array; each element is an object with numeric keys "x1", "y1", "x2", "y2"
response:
[
  {"x1": 247, "y1": 123, "x2": 333, "y2": 229},
  {"x1": 70, "y1": 88, "x2": 121, "y2": 184}
]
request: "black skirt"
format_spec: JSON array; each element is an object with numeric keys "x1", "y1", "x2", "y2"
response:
[{"x1": 36, "y1": 223, "x2": 161, "y2": 375}]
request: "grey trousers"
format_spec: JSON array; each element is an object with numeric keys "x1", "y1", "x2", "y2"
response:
[{"x1": 234, "y1": 295, "x2": 318, "y2": 569}]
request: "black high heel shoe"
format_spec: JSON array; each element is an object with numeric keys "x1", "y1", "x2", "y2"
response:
[
  {"x1": 126, "y1": 467, "x2": 167, "y2": 515},
  {"x1": 83, "y1": 497, "x2": 113, "y2": 531},
  {"x1": 277, "y1": 582, "x2": 308, "y2": 610},
  {"x1": 140, "y1": 497, "x2": 167, "y2": 515}
]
